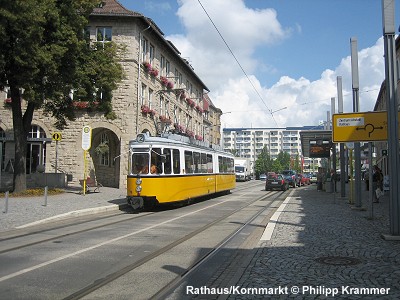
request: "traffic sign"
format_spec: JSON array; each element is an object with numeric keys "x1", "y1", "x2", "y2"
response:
[
  {"x1": 81, "y1": 126, "x2": 92, "y2": 150},
  {"x1": 52, "y1": 132, "x2": 62, "y2": 141},
  {"x1": 332, "y1": 111, "x2": 395, "y2": 142}
]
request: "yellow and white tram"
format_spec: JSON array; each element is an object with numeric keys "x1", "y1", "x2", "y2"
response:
[{"x1": 127, "y1": 133, "x2": 235, "y2": 210}]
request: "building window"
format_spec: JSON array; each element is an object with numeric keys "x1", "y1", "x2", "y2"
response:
[
  {"x1": 148, "y1": 89, "x2": 153, "y2": 109},
  {"x1": 141, "y1": 84, "x2": 146, "y2": 106},
  {"x1": 160, "y1": 55, "x2": 165, "y2": 76},
  {"x1": 99, "y1": 133, "x2": 109, "y2": 166},
  {"x1": 141, "y1": 37, "x2": 148, "y2": 62},
  {"x1": 28, "y1": 125, "x2": 46, "y2": 138},
  {"x1": 165, "y1": 100, "x2": 169, "y2": 117},
  {"x1": 166, "y1": 60, "x2": 170, "y2": 76},
  {"x1": 160, "y1": 96, "x2": 164, "y2": 115},
  {"x1": 149, "y1": 44, "x2": 155, "y2": 63},
  {"x1": 84, "y1": 27, "x2": 91, "y2": 42},
  {"x1": 96, "y1": 27, "x2": 112, "y2": 47}
]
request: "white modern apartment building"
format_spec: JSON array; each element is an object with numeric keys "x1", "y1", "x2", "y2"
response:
[{"x1": 223, "y1": 126, "x2": 323, "y2": 173}]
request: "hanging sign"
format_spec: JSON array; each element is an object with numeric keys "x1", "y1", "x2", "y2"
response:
[{"x1": 81, "y1": 125, "x2": 92, "y2": 150}]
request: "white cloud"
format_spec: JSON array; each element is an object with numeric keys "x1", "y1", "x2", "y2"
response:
[
  {"x1": 169, "y1": 0, "x2": 289, "y2": 90},
  {"x1": 168, "y1": 1, "x2": 385, "y2": 129}
]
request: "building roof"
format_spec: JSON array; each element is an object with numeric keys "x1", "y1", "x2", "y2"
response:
[
  {"x1": 223, "y1": 125, "x2": 324, "y2": 132},
  {"x1": 92, "y1": 0, "x2": 140, "y2": 17},
  {"x1": 90, "y1": 0, "x2": 209, "y2": 92}
]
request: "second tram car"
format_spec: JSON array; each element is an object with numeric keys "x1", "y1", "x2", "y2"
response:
[{"x1": 127, "y1": 133, "x2": 235, "y2": 210}]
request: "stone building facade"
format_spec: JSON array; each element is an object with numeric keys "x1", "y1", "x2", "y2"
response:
[{"x1": 0, "y1": 0, "x2": 222, "y2": 190}]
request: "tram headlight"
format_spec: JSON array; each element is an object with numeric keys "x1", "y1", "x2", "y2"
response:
[
  {"x1": 136, "y1": 178, "x2": 142, "y2": 185},
  {"x1": 136, "y1": 185, "x2": 142, "y2": 192}
]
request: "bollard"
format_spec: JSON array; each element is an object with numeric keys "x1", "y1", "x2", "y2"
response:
[
  {"x1": 3, "y1": 191, "x2": 9, "y2": 213},
  {"x1": 43, "y1": 186, "x2": 48, "y2": 207}
]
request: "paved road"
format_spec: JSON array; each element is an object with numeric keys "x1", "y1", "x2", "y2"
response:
[{"x1": 1, "y1": 181, "x2": 399, "y2": 299}]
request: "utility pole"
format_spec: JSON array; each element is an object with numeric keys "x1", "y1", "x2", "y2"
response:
[
  {"x1": 350, "y1": 37, "x2": 362, "y2": 208},
  {"x1": 337, "y1": 76, "x2": 346, "y2": 197},
  {"x1": 382, "y1": 0, "x2": 400, "y2": 238}
]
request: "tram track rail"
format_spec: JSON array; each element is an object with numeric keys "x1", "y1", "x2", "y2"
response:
[
  {"x1": 62, "y1": 188, "x2": 288, "y2": 300},
  {"x1": 0, "y1": 180, "x2": 284, "y2": 299},
  {"x1": 0, "y1": 180, "x2": 262, "y2": 254}
]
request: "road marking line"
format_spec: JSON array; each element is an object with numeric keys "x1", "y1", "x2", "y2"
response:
[
  {"x1": 0, "y1": 191, "x2": 255, "y2": 283},
  {"x1": 260, "y1": 197, "x2": 291, "y2": 241}
]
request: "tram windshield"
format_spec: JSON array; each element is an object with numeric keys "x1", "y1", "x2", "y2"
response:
[{"x1": 132, "y1": 152, "x2": 150, "y2": 174}]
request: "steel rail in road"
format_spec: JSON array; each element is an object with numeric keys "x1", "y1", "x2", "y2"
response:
[{"x1": 63, "y1": 186, "x2": 287, "y2": 300}]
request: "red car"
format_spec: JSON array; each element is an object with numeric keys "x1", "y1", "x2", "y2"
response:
[{"x1": 298, "y1": 174, "x2": 310, "y2": 186}]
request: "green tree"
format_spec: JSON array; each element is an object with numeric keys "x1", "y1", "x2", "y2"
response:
[
  {"x1": 276, "y1": 151, "x2": 290, "y2": 170},
  {"x1": 272, "y1": 159, "x2": 282, "y2": 173},
  {"x1": 0, "y1": 0, "x2": 124, "y2": 192},
  {"x1": 292, "y1": 154, "x2": 302, "y2": 173},
  {"x1": 255, "y1": 146, "x2": 273, "y2": 176}
]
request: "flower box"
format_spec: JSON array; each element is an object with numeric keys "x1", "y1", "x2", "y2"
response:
[
  {"x1": 73, "y1": 101, "x2": 99, "y2": 109},
  {"x1": 159, "y1": 115, "x2": 172, "y2": 125},
  {"x1": 143, "y1": 62, "x2": 158, "y2": 77},
  {"x1": 141, "y1": 104, "x2": 150, "y2": 114},
  {"x1": 160, "y1": 76, "x2": 168, "y2": 86}
]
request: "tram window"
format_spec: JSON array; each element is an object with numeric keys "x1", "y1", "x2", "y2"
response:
[
  {"x1": 218, "y1": 156, "x2": 224, "y2": 173},
  {"x1": 184, "y1": 150, "x2": 193, "y2": 173},
  {"x1": 207, "y1": 154, "x2": 213, "y2": 173},
  {"x1": 132, "y1": 153, "x2": 150, "y2": 174},
  {"x1": 228, "y1": 158, "x2": 234, "y2": 173},
  {"x1": 200, "y1": 153, "x2": 207, "y2": 173},
  {"x1": 172, "y1": 149, "x2": 180, "y2": 174},
  {"x1": 193, "y1": 152, "x2": 200, "y2": 173},
  {"x1": 151, "y1": 148, "x2": 162, "y2": 174},
  {"x1": 163, "y1": 148, "x2": 172, "y2": 174}
]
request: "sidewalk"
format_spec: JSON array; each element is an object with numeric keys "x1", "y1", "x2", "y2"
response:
[
  {"x1": 0, "y1": 184, "x2": 127, "y2": 232},
  {"x1": 233, "y1": 184, "x2": 400, "y2": 299}
]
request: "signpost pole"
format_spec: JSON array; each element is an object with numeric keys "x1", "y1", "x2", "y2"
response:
[
  {"x1": 350, "y1": 37, "x2": 362, "y2": 209},
  {"x1": 83, "y1": 150, "x2": 87, "y2": 196},
  {"x1": 0, "y1": 143, "x2": 2, "y2": 190},
  {"x1": 337, "y1": 76, "x2": 346, "y2": 197},
  {"x1": 368, "y1": 142, "x2": 373, "y2": 219},
  {"x1": 81, "y1": 126, "x2": 92, "y2": 196},
  {"x1": 382, "y1": 0, "x2": 400, "y2": 237},
  {"x1": 55, "y1": 140, "x2": 58, "y2": 174}
]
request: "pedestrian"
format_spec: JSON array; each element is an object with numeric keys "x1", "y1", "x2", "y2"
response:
[
  {"x1": 372, "y1": 165, "x2": 383, "y2": 203},
  {"x1": 364, "y1": 169, "x2": 369, "y2": 191},
  {"x1": 317, "y1": 170, "x2": 323, "y2": 191}
]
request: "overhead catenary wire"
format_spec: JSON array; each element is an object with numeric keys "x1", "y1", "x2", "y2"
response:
[{"x1": 196, "y1": 0, "x2": 279, "y2": 126}]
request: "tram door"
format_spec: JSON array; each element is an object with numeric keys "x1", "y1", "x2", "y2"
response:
[{"x1": 26, "y1": 143, "x2": 43, "y2": 174}]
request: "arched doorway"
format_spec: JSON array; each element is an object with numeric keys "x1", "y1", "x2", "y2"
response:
[
  {"x1": 27, "y1": 125, "x2": 49, "y2": 174},
  {"x1": 90, "y1": 128, "x2": 120, "y2": 188}
]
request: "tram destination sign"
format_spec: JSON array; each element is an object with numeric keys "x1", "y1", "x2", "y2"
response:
[{"x1": 332, "y1": 111, "x2": 400, "y2": 142}]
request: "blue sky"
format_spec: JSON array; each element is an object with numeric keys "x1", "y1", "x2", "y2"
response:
[{"x1": 118, "y1": 0, "x2": 399, "y2": 128}]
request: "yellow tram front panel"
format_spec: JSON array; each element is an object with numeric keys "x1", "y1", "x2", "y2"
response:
[{"x1": 128, "y1": 174, "x2": 217, "y2": 204}]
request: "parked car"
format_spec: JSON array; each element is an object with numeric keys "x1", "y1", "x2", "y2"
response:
[
  {"x1": 281, "y1": 170, "x2": 300, "y2": 187},
  {"x1": 299, "y1": 174, "x2": 310, "y2": 186},
  {"x1": 265, "y1": 174, "x2": 289, "y2": 191},
  {"x1": 283, "y1": 174, "x2": 296, "y2": 187},
  {"x1": 259, "y1": 173, "x2": 267, "y2": 181},
  {"x1": 310, "y1": 173, "x2": 317, "y2": 184}
]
